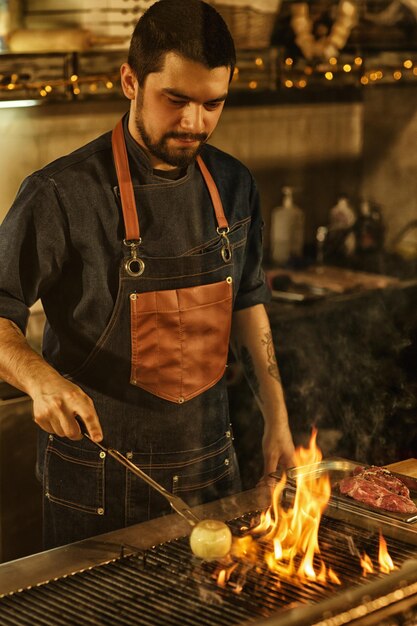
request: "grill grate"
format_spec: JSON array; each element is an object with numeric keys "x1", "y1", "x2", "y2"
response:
[{"x1": 1, "y1": 516, "x2": 416, "y2": 626}]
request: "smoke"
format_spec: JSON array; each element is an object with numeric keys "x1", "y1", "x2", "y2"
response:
[{"x1": 229, "y1": 284, "x2": 417, "y2": 481}]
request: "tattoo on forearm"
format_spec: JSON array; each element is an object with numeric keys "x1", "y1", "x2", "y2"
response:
[
  {"x1": 240, "y1": 346, "x2": 262, "y2": 402},
  {"x1": 261, "y1": 331, "x2": 282, "y2": 383}
]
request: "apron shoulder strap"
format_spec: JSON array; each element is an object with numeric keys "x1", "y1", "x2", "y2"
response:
[
  {"x1": 112, "y1": 119, "x2": 141, "y2": 242},
  {"x1": 111, "y1": 118, "x2": 229, "y2": 239},
  {"x1": 196, "y1": 155, "x2": 229, "y2": 231}
]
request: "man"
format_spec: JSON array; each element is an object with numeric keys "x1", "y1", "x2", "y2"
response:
[{"x1": 0, "y1": 0, "x2": 294, "y2": 549}]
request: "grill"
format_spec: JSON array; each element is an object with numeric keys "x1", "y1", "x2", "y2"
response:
[{"x1": 1, "y1": 496, "x2": 417, "y2": 626}]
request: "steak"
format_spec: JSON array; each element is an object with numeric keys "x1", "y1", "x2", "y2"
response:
[
  {"x1": 339, "y1": 467, "x2": 417, "y2": 514},
  {"x1": 352, "y1": 465, "x2": 410, "y2": 497}
]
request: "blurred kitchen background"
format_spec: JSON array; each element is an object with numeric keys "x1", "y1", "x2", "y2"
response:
[{"x1": 0, "y1": 0, "x2": 416, "y2": 562}]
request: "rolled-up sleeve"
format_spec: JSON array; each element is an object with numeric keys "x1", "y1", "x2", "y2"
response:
[
  {"x1": 0, "y1": 173, "x2": 68, "y2": 334},
  {"x1": 233, "y1": 176, "x2": 271, "y2": 311}
]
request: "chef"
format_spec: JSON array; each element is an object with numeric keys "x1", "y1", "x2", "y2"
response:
[{"x1": 0, "y1": 0, "x2": 295, "y2": 549}]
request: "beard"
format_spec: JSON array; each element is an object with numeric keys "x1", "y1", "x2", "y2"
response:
[{"x1": 134, "y1": 106, "x2": 208, "y2": 168}]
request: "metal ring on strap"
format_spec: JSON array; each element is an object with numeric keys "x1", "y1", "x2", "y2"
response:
[
  {"x1": 123, "y1": 238, "x2": 145, "y2": 277},
  {"x1": 124, "y1": 257, "x2": 145, "y2": 277}
]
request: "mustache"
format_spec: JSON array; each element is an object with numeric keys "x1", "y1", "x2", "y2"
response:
[{"x1": 164, "y1": 131, "x2": 208, "y2": 142}]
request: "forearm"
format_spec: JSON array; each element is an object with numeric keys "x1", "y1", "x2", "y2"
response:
[
  {"x1": 0, "y1": 317, "x2": 60, "y2": 396},
  {"x1": 231, "y1": 304, "x2": 286, "y2": 422},
  {"x1": 0, "y1": 317, "x2": 102, "y2": 441},
  {"x1": 231, "y1": 304, "x2": 295, "y2": 473}
]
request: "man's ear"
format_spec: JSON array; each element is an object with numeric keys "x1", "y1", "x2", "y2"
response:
[{"x1": 120, "y1": 63, "x2": 137, "y2": 100}]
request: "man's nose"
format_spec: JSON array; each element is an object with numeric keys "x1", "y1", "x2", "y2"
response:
[{"x1": 179, "y1": 103, "x2": 204, "y2": 133}]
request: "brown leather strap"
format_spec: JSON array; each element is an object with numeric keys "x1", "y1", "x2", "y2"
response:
[
  {"x1": 111, "y1": 118, "x2": 229, "y2": 241},
  {"x1": 196, "y1": 155, "x2": 229, "y2": 231},
  {"x1": 112, "y1": 119, "x2": 140, "y2": 241}
]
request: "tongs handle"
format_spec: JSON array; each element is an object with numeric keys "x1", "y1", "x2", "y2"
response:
[{"x1": 77, "y1": 419, "x2": 199, "y2": 527}]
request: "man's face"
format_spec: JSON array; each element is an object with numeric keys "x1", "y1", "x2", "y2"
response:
[{"x1": 128, "y1": 52, "x2": 230, "y2": 169}]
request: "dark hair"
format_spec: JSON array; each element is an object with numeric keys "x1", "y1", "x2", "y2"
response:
[{"x1": 127, "y1": 0, "x2": 236, "y2": 86}]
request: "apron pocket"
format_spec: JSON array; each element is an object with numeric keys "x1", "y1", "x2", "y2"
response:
[
  {"x1": 130, "y1": 278, "x2": 233, "y2": 403},
  {"x1": 171, "y1": 446, "x2": 239, "y2": 508},
  {"x1": 125, "y1": 434, "x2": 240, "y2": 524},
  {"x1": 44, "y1": 436, "x2": 105, "y2": 515}
]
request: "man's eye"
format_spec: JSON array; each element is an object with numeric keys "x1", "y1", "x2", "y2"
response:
[
  {"x1": 169, "y1": 98, "x2": 186, "y2": 106},
  {"x1": 205, "y1": 102, "x2": 222, "y2": 111}
]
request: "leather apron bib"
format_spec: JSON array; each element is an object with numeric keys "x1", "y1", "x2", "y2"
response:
[{"x1": 41, "y1": 119, "x2": 242, "y2": 549}]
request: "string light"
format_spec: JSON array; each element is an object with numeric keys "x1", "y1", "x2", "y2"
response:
[
  {"x1": 0, "y1": 72, "x2": 121, "y2": 100},
  {"x1": 1, "y1": 51, "x2": 417, "y2": 104}
]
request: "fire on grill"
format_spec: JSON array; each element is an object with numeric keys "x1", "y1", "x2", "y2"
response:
[
  {"x1": 210, "y1": 428, "x2": 404, "y2": 594},
  {"x1": 0, "y1": 430, "x2": 416, "y2": 626}
]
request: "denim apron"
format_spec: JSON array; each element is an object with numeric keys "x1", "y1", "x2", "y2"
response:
[{"x1": 42, "y1": 119, "x2": 242, "y2": 548}]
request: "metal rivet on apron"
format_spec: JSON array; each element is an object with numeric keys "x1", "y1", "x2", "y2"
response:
[
  {"x1": 178, "y1": 397, "x2": 185, "y2": 404},
  {"x1": 99, "y1": 451, "x2": 106, "y2": 459},
  {"x1": 130, "y1": 293, "x2": 137, "y2": 301},
  {"x1": 126, "y1": 452, "x2": 133, "y2": 460},
  {"x1": 224, "y1": 458, "x2": 230, "y2": 466},
  {"x1": 173, "y1": 475, "x2": 179, "y2": 485},
  {"x1": 45, "y1": 492, "x2": 50, "y2": 499},
  {"x1": 97, "y1": 507, "x2": 105, "y2": 515},
  {"x1": 226, "y1": 276, "x2": 233, "y2": 284},
  {"x1": 49, "y1": 434, "x2": 53, "y2": 441},
  {"x1": 226, "y1": 430, "x2": 231, "y2": 438}
]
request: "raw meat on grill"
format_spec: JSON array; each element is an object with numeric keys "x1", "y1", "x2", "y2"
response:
[
  {"x1": 338, "y1": 468, "x2": 417, "y2": 514},
  {"x1": 352, "y1": 465, "x2": 410, "y2": 497}
]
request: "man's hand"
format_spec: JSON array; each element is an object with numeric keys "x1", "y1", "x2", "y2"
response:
[
  {"x1": 261, "y1": 420, "x2": 296, "y2": 482},
  {"x1": 0, "y1": 317, "x2": 103, "y2": 442},
  {"x1": 31, "y1": 374, "x2": 103, "y2": 441}
]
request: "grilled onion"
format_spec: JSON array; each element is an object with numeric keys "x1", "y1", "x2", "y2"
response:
[{"x1": 189, "y1": 519, "x2": 232, "y2": 560}]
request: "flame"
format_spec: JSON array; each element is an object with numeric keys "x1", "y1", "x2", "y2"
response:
[
  {"x1": 213, "y1": 428, "x2": 394, "y2": 593},
  {"x1": 378, "y1": 532, "x2": 395, "y2": 574},
  {"x1": 328, "y1": 568, "x2": 342, "y2": 585},
  {"x1": 255, "y1": 428, "x2": 334, "y2": 583},
  {"x1": 360, "y1": 552, "x2": 374, "y2": 576}
]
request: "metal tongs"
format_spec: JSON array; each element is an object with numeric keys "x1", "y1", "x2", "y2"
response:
[{"x1": 79, "y1": 422, "x2": 200, "y2": 528}]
